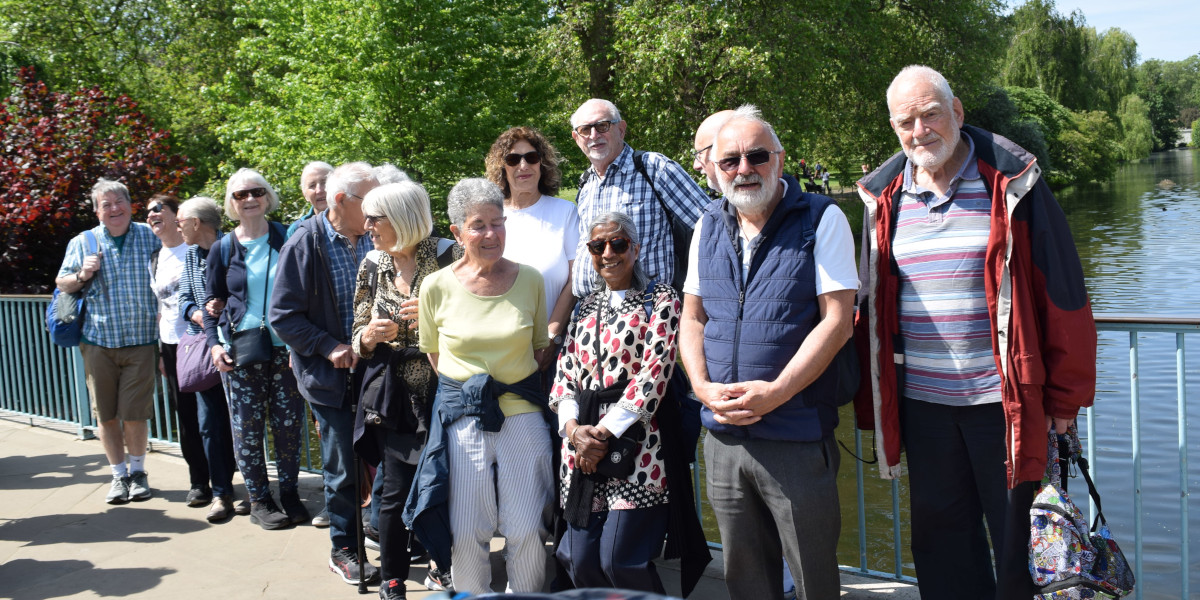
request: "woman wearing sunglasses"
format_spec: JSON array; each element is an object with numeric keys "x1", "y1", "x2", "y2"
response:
[
  {"x1": 484, "y1": 127, "x2": 579, "y2": 385},
  {"x1": 351, "y1": 181, "x2": 462, "y2": 598},
  {"x1": 147, "y1": 193, "x2": 214, "y2": 510},
  {"x1": 203, "y1": 168, "x2": 306, "y2": 531},
  {"x1": 549, "y1": 211, "x2": 686, "y2": 593},
  {"x1": 408, "y1": 178, "x2": 553, "y2": 595}
]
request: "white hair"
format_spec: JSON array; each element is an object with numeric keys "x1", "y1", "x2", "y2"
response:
[
  {"x1": 569, "y1": 99, "x2": 622, "y2": 129},
  {"x1": 446, "y1": 178, "x2": 504, "y2": 227},
  {"x1": 90, "y1": 179, "x2": 131, "y2": 211},
  {"x1": 223, "y1": 168, "x2": 279, "y2": 221},
  {"x1": 712, "y1": 103, "x2": 783, "y2": 155},
  {"x1": 178, "y1": 196, "x2": 222, "y2": 231},
  {"x1": 363, "y1": 182, "x2": 432, "y2": 252},
  {"x1": 886, "y1": 65, "x2": 955, "y2": 118},
  {"x1": 299, "y1": 161, "x2": 333, "y2": 190},
  {"x1": 372, "y1": 163, "x2": 411, "y2": 185},
  {"x1": 326, "y1": 162, "x2": 377, "y2": 203}
]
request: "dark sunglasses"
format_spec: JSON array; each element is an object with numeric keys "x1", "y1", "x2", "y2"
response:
[
  {"x1": 147, "y1": 203, "x2": 164, "y2": 214},
  {"x1": 503, "y1": 151, "x2": 541, "y2": 167},
  {"x1": 586, "y1": 236, "x2": 631, "y2": 256},
  {"x1": 574, "y1": 120, "x2": 616, "y2": 136},
  {"x1": 231, "y1": 187, "x2": 268, "y2": 201},
  {"x1": 716, "y1": 149, "x2": 782, "y2": 172},
  {"x1": 364, "y1": 214, "x2": 387, "y2": 226}
]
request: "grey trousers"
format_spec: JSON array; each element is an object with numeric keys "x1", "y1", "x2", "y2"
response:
[{"x1": 704, "y1": 431, "x2": 841, "y2": 600}]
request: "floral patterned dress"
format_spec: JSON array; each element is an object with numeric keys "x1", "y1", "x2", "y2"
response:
[{"x1": 549, "y1": 282, "x2": 680, "y2": 512}]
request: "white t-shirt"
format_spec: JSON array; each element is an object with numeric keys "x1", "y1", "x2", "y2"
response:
[
  {"x1": 502, "y1": 195, "x2": 581, "y2": 318},
  {"x1": 683, "y1": 181, "x2": 859, "y2": 297},
  {"x1": 150, "y1": 242, "x2": 189, "y2": 344}
]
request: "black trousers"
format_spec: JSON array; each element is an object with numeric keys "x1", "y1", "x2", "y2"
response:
[
  {"x1": 160, "y1": 342, "x2": 209, "y2": 489},
  {"x1": 900, "y1": 398, "x2": 1037, "y2": 600},
  {"x1": 374, "y1": 426, "x2": 420, "y2": 582}
]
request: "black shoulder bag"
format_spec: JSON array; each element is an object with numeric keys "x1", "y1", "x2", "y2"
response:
[{"x1": 585, "y1": 296, "x2": 644, "y2": 480}]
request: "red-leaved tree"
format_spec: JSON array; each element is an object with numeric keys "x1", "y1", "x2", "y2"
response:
[{"x1": 0, "y1": 67, "x2": 194, "y2": 293}]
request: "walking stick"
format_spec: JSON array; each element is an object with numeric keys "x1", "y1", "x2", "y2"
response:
[{"x1": 354, "y1": 450, "x2": 368, "y2": 594}]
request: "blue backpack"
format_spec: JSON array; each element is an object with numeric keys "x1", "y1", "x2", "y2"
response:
[{"x1": 46, "y1": 230, "x2": 99, "y2": 347}]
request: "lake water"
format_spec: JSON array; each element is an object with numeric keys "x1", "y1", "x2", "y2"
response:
[{"x1": 821, "y1": 148, "x2": 1200, "y2": 597}]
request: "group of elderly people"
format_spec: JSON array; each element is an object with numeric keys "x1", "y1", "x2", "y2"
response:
[{"x1": 121, "y1": 123, "x2": 702, "y2": 599}]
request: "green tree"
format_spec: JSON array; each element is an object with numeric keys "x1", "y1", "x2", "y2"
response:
[
  {"x1": 1136, "y1": 60, "x2": 1179, "y2": 150},
  {"x1": 965, "y1": 85, "x2": 1050, "y2": 170},
  {"x1": 1002, "y1": 0, "x2": 1095, "y2": 111},
  {"x1": 1088, "y1": 28, "x2": 1139, "y2": 114},
  {"x1": 210, "y1": 0, "x2": 560, "y2": 219},
  {"x1": 1052, "y1": 110, "x2": 1119, "y2": 185},
  {"x1": 1115, "y1": 94, "x2": 1153, "y2": 161},
  {"x1": 1192, "y1": 118, "x2": 1200, "y2": 148}
]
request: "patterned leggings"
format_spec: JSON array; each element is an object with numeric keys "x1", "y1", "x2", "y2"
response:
[{"x1": 223, "y1": 345, "x2": 304, "y2": 502}]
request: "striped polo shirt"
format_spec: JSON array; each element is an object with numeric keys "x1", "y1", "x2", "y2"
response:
[{"x1": 893, "y1": 134, "x2": 1001, "y2": 406}]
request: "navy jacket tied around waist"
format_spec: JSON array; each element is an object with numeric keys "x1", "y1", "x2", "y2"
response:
[
  {"x1": 698, "y1": 176, "x2": 840, "y2": 442},
  {"x1": 402, "y1": 370, "x2": 547, "y2": 572}
]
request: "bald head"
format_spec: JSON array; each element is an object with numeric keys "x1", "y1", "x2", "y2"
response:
[{"x1": 693, "y1": 110, "x2": 736, "y2": 189}]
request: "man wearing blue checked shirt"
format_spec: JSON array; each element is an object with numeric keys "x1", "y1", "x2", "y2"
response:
[
  {"x1": 56, "y1": 179, "x2": 161, "y2": 505},
  {"x1": 569, "y1": 99, "x2": 710, "y2": 298}
]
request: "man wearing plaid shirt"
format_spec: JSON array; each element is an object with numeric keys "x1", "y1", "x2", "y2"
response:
[
  {"x1": 569, "y1": 99, "x2": 710, "y2": 298},
  {"x1": 56, "y1": 179, "x2": 161, "y2": 505}
]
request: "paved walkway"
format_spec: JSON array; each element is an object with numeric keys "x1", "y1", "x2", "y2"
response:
[{"x1": 0, "y1": 414, "x2": 917, "y2": 599}]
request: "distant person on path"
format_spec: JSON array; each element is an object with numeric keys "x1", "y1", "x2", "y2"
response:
[
  {"x1": 270, "y1": 162, "x2": 381, "y2": 585},
  {"x1": 679, "y1": 105, "x2": 858, "y2": 599},
  {"x1": 821, "y1": 169, "x2": 831, "y2": 194},
  {"x1": 55, "y1": 179, "x2": 161, "y2": 504},
  {"x1": 176, "y1": 196, "x2": 241, "y2": 522},
  {"x1": 856, "y1": 65, "x2": 1097, "y2": 600},
  {"x1": 568, "y1": 99, "x2": 709, "y2": 297},
  {"x1": 146, "y1": 194, "x2": 212, "y2": 509},
  {"x1": 287, "y1": 161, "x2": 333, "y2": 238}
]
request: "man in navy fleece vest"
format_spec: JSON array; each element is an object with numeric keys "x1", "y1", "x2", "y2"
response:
[{"x1": 679, "y1": 105, "x2": 858, "y2": 599}]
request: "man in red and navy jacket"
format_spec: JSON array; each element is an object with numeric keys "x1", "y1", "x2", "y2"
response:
[{"x1": 855, "y1": 65, "x2": 1097, "y2": 600}]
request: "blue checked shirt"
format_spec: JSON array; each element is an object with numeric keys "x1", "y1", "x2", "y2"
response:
[
  {"x1": 572, "y1": 144, "x2": 709, "y2": 297},
  {"x1": 320, "y1": 212, "x2": 373, "y2": 336},
  {"x1": 57, "y1": 223, "x2": 161, "y2": 348}
]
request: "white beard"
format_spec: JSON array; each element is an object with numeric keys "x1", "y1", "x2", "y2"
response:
[
  {"x1": 905, "y1": 127, "x2": 959, "y2": 169},
  {"x1": 723, "y1": 173, "x2": 779, "y2": 214}
]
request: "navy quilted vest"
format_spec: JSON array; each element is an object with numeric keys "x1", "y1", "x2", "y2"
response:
[{"x1": 698, "y1": 178, "x2": 839, "y2": 441}]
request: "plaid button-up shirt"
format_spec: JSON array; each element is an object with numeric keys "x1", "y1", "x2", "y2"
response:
[
  {"x1": 572, "y1": 144, "x2": 709, "y2": 298},
  {"x1": 320, "y1": 212, "x2": 373, "y2": 336},
  {"x1": 57, "y1": 223, "x2": 161, "y2": 348}
]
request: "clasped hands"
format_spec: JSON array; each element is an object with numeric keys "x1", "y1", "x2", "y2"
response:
[
  {"x1": 566, "y1": 419, "x2": 611, "y2": 475},
  {"x1": 693, "y1": 379, "x2": 788, "y2": 426}
]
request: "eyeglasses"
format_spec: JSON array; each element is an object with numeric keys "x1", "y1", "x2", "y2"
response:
[
  {"x1": 574, "y1": 120, "x2": 617, "y2": 136},
  {"x1": 147, "y1": 203, "x2": 164, "y2": 214},
  {"x1": 692, "y1": 144, "x2": 713, "y2": 160},
  {"x1": 716, "y1": 150, "x2": 782, "y2": 172},
  {"x1": 503, "y1": 151, "x2": 541, "y2": 167},
  {"x1": 364, "y1": 214, "x2": 387, "y2": 226},
  {"x1": 586, "y1": 236, "x2": 632, "y2": 256},
  {"x1": 231, "y1": 187, "x2": 268, "y2": 201}
]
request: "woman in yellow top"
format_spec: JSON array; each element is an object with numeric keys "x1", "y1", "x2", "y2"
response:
[{"x1": 415, "y1": 178, "x2": 552, "y2": 595}]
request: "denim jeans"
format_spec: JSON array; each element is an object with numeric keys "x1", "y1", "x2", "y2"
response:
[
  {"x1": 196, "y1": 383, "x2": 236, "y2": 497},
  {"x1": 310, "y1": 401, "x2": 358, "y2": 551}
]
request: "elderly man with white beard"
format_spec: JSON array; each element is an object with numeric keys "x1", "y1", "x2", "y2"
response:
[
  {"x1": 856, "y1": 65, "x2": 1096, "y2": 600},
  {"x1": 678, "y1": 105, "x2": 858, "y2": 600}
]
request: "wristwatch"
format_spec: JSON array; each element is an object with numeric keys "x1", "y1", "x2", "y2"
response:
[{"x1": 552, "y1": 333, "x2": 564, "y2": 345}]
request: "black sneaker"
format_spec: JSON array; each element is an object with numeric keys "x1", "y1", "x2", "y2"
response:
[
  {"x1": 364, "y1": 524, "x2": 381, "y2": 552},
  {"x1": 279, "y1": 490, "x2": 310, "y2": 525},
  {"x1": 379, "y1": 578, "x2": 406, "y2": 600},
  {"x1": 330, "y1": 547, "x2": 381, "y2": 585},
  {"x1": 424, "y1": 566, "x2": 453, "y2": 592},
  {"x1": 186, "y1": 486, "x2": 213, "y2": 507},
  {"x1": 249, "y1": 498, "x2": 291, "y2": 530}
]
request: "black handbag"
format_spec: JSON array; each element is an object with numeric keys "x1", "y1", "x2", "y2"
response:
[{"x1": 228, "y1": 249, "x2": 274, "y2": 367}]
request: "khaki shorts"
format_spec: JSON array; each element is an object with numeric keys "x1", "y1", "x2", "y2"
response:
[{"x1": 80, "y1": 343, "x2": 157, "y2": 422}]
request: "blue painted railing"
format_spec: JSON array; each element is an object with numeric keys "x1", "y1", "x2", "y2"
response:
[{"x1": 3, "y1": 294, "x2": 1197, "y2": 596}]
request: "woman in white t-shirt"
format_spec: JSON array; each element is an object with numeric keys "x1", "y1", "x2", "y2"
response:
[{"x1": 485, "y1": 127, "x2": 580, "y2": 381}]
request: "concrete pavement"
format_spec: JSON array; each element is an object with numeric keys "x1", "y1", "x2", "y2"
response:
[{"x1": 0, "y1": 414, "x2": 917, "y2": 599}]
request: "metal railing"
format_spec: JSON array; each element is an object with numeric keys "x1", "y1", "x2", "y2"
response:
[
  {"x1": 3, "y1": 294, "x2": 1197, "y2": 597},
  {"x1": 0, "y1": 295, "x2": 322, "y2": 472}
]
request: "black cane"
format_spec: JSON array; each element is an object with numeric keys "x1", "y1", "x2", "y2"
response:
[{"x1": 354, "y1": 450, "x2": 368, "y2": 594}]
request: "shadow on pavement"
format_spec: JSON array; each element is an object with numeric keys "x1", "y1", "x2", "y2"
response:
[{"x1": 0, "y1": 559, "x2": 175, "y2": 599}]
